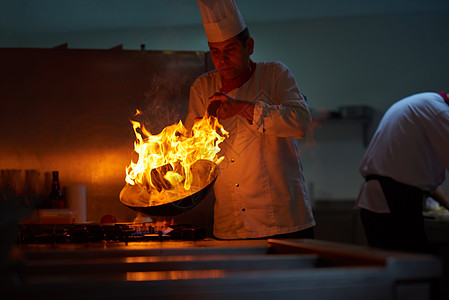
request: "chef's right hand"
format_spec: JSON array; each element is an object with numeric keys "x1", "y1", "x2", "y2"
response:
[
  {"x1": 207, "y1": 100, "x2": 222, "y2": 117},
  {"x1": 208, "y1": 93, "x2": 255, "y2": 122}
]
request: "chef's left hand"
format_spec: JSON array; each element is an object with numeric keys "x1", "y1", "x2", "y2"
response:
[{"x1": 208, "y1": 93, "x2": 254, "y2": 122}]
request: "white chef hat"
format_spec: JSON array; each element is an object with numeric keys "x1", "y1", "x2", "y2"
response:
[{"x1": 197, "y1": 0, "x2": 246, "y2": 43}]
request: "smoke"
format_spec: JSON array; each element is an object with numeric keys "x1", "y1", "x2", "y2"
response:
[{"x1": 140, "y1": 70, "x2": 193, "y2": 135}]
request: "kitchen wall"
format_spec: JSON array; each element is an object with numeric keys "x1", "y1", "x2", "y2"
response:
[
  {"x1": 1, "y1": 11, "x2": 448, "y2": 224},
  {"x1": 0, "y1": 48, "x2": 212, "y2": 224}
]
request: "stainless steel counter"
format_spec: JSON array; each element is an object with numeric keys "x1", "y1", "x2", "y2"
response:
[{"x1": 3, "y1": 239, "x2": 442, "y2": 300}]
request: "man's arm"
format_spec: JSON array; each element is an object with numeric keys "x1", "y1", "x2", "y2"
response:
[
  {"x1": 208, "y1": 93, "x2": 255, "y2": 123},
  {"x1": 429, "y1": 186, "x2": 449, "y2": 210}
]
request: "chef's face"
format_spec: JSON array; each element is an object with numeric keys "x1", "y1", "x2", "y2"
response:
[{"x1": 209, "y1": 35, "x2": 254, "y2": 80}]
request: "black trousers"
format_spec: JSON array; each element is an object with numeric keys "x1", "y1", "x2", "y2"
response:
[{"x1": 360, "y1": 175, "x2": 430, "y2": 253}]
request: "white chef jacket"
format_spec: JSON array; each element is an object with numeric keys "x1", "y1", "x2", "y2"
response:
[
  {"x1": 185, "y1": 61, "x2": 315, "y2": 239},
  {"x1": 356, "y1": 92, "x2": 449, "y2": 213}
]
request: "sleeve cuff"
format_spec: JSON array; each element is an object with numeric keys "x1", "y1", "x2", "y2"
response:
[{"x1": 249, "y1": 101, "x2": 264, "y2": 132}]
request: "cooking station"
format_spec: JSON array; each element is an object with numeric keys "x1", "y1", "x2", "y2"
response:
[
  {"x1": 0, "y1": 45, "x2": 445, "y2": 299},
  {"x1": 3, "y1": 222, "x2": 442, "y2": 300}
]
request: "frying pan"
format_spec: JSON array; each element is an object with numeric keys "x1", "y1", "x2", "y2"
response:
[{"x1": 119, "y1": 159, "x2": 218, "y2": 216}]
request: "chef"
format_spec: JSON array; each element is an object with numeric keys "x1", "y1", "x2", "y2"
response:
[
  {"x1": 185, "y1": 0, "x2": 315, "y2": 239},
  {"x1": 356, "y1": 92, "x2": 449, "y2": 253}
]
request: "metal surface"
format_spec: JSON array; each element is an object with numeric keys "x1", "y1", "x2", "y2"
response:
[{"x1": 4, "y1": 239, "x2": 442, "y2": 300}]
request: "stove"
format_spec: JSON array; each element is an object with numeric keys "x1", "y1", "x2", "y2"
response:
[{"x1": 17, "y1": 223, "x2": 207, "y2": 245}]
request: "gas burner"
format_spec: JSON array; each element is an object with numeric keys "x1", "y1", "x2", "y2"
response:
[{"x1": 17, "y1": 223, "x2": 207, "y2": 244}]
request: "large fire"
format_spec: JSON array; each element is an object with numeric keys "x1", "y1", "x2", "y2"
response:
[{"x1": 120, "y1": 110, "x2": 228, "y2": 208}]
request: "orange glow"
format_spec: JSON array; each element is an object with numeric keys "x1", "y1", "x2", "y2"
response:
[
  {"x1": 122, "y1": 110, "x2": 227, "y2": 207},
  {"x1": 126, "y1": 269, "x2": 226, "y2": 281}
]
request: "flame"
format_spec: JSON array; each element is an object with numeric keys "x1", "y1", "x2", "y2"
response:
[{"x1": 123, "y1": 110, "x2": 227, "y2": 206}]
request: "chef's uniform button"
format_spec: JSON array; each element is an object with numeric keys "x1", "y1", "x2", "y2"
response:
[
  {"x1": 235, "y1": 183, "x2": 239, "y2": 187},
  {"x1": 241, "y1": 208, "x2": 246, "y2": 212},
  {"x1": 231, "y1": 158, "x2": 235, "y2": 162}
]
